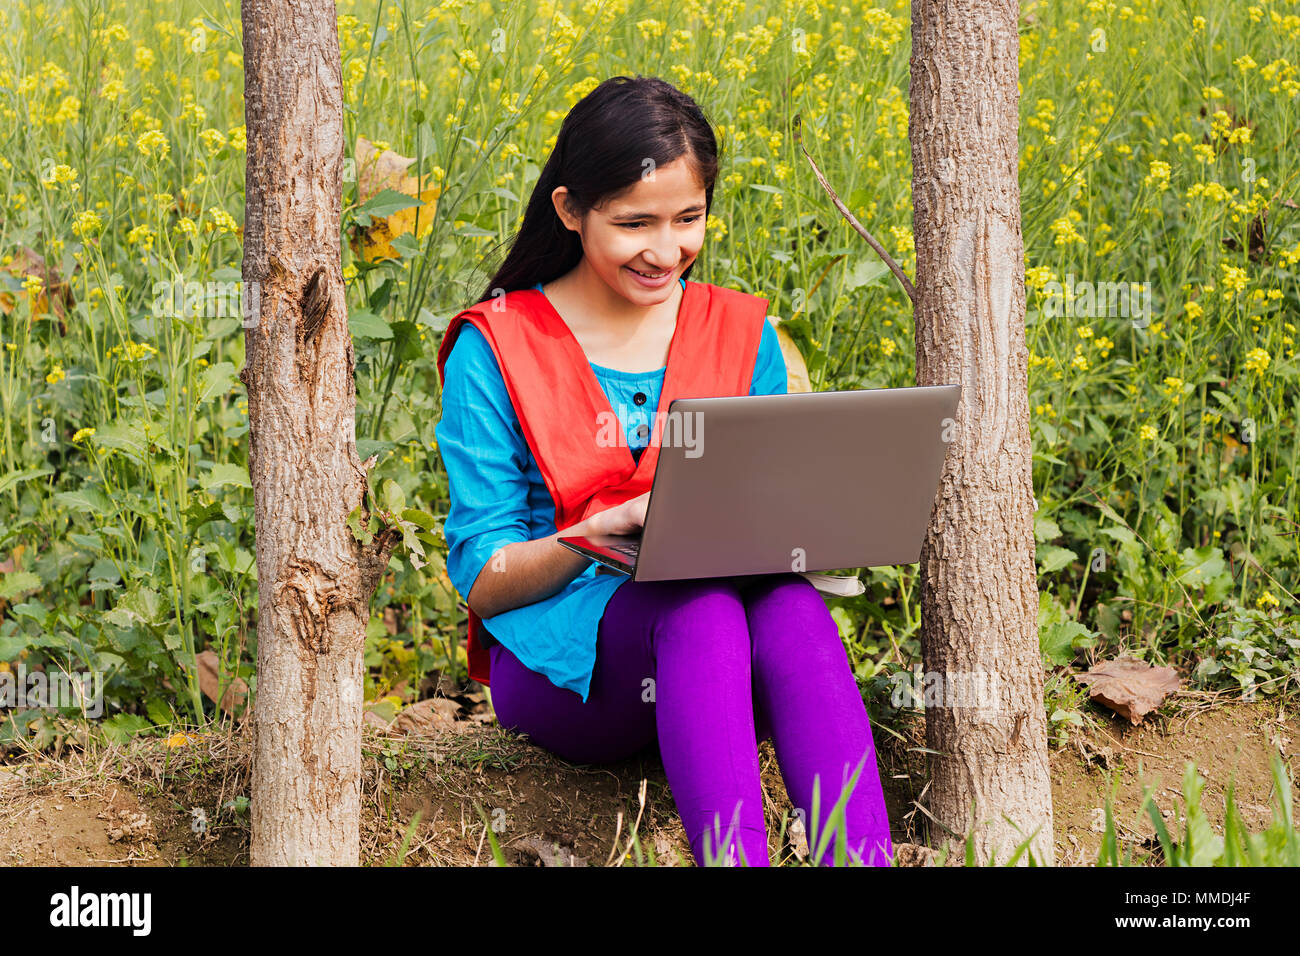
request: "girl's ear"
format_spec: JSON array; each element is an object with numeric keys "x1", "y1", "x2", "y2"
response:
[{"x1": 551, "y1": 186, "x2": 580, "y2": 233}]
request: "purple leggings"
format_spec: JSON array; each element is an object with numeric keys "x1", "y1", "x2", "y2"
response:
[{"x1": 487, "y1": 573, "x2": 893, "y2": 866}]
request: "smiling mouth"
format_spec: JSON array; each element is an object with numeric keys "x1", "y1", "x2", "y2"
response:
[{"x1": 627, "y1": 266, "x2": 672, "y2": 279}]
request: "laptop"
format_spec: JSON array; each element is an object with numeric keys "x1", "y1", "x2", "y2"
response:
[{"x1": 557, "y1": 384, "x2": 961, "y2": 582}]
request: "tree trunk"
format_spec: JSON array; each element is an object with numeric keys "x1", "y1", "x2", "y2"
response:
[
  {"x1": 240, "y1": 0, "x2": 400, "y2": 866},
  {"x1": 909, "y1": 0, "x2": 1055, "y2": 864}
]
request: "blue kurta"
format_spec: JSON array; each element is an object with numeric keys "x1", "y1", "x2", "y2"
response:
[{"x1": 434, "y1": 279, "x2": 788, "y2": 701}]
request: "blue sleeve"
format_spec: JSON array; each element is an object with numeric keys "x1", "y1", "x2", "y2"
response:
[
  {"x1": 434, "y1": 322, "x2": 533, "y2": 602},
  {"x1": 749, "y1": 318, "x2": 788, "y2": 396}
]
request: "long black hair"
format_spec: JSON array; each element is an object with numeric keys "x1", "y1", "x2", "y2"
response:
[{"x1": 474, "y1": 75, "x2": 720, "y2": 305}]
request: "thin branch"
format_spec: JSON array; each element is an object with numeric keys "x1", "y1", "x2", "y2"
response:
[{"x1": 792, "y1": 113, "x2": 917, "y2": 304}]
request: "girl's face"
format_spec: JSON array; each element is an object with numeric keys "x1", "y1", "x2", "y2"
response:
[{"x1": 552, "y1": 155, "x2": 708, "y2": 303}]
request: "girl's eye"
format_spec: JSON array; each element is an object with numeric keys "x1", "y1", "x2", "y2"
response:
[{"x1": 619, "y1": 216, "x2": 702, "y2": 229}]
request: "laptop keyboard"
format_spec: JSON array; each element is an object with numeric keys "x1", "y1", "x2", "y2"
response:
[{"x1": 607, "y1": 541, "x2": 640, "y2": 559}]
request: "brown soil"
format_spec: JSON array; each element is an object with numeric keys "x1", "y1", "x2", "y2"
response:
[{"x1": 0, "y1": 697, "x2": 1294, "y2": 866}]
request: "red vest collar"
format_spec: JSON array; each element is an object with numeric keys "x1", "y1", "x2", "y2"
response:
[{"x1": 436, "y1": 280, "x2": 769, "y2": 687}]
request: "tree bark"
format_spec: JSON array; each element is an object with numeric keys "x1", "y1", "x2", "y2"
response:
[
  {"x1": 909, "y1": 0, "x2": 1055, "y2": 864},
  {"x1": 241, "y1": 0, "x2": 400, "y2": 866}
]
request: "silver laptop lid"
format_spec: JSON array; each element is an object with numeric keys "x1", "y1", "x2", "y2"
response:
[{"x1": 632, "y1": 384, "x2": 961, "y2": 582}]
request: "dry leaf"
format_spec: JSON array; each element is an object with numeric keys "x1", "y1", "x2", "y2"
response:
[
  {"x1": 1074, "y1": 657, "x2": 1181, "y2": 725},
  {"x1": 390, "y1": 696, "x2": 462, "y2": 736},
  {"x1": 1, "y1": 246, "x2": 75, "y2": 330},
  {"x1": 0, "y1": 543, "x2": 27, "y2": 575},
  {"x1": 890, "y1": 842, "x2": 941, "y2": 867},
  {"x1": 772, "y1": 319, "x2": 811, "y2": 393},
  {"x1": 350, "y1": 136, "x2": 440, "y2": 262},
  {"x1": 517, "y1": 835, "x2": 587, "y2": 867},
  {"x1": 195, "y1": 650, "x2": 249, "y2": 715}
]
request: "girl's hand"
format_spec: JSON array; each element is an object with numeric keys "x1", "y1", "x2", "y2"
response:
[{"x1": 585, "y1": 492, "x2": 650, "y2": 537}]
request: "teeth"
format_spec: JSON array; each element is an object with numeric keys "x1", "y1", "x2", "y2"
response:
[{"x1": 630, "y1": 268, "x2": 668, "y2": 278}]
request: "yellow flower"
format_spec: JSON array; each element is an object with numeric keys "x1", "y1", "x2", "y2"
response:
[
  {"x1": 1161, "y1": 376, "x2": 1184, "y2": 397},
  {"x1": 1077, "y1": 325, "x2": 1094, "y2": 339},
  {"x1": 457, "y1": 48, "x2": 480, "y2": 71},
  {"x1": 1050, "y1": 215, "x2": 1084, "y2": 247},
  {"x1": 1219, "y1": 263, "x2": 1249, "y2": 297},
  {"x1": 174, "y1": 217, "x2": 197, "y2": 238},
  {"x1": 72, "y1": 427, "x2": 95, "y2": 443},
  {"x1": 1255, "y1": 590, "x2": 1280, "y2": 609},
  {"x1": 136, "y1": 129, "x2": 170, "y2": 159},
  {"x1": 878, "y1": 337, "x2": 897, "y2": 357},
  {"x1": 1143, "y1": 159, "x2": 1171, "y2": 190},
  {"x1": 72, "y1": 211, "x2": 103, "y2": 238},
  {"x1": 46, "y1": 363, "x2": 65, "y2": 384},
  {"x1": 1025, "y1": 265, "x2": 1055, "y2": 292},
  {"x1": 1243, "y1": 347, "x2": 1270, "y2": 374},
  {"x1": 22, "y1": 274, "x2": 43, "y2": 296},
  {"x1": 205, "y1": 207, "x2": 238, "y2": 234},
  {"x1": 1184, "y1": 300, "x2": 1204, "y2": 320},
  {"x1": 200, "y1": 128, "x2": 227, "y2": 153},
  {"x1": 126, "y1": 224, "x2": 156, "y2": 250},
  {"x1": 1139, "y1": 423, "x2": 1158, "y2": 441},
  {"x1": 636, "y1": 19, "x2": 666, "y2": 40},
  {"x1": 109, "y1": 340, "x2": 160, "y2": 362}
]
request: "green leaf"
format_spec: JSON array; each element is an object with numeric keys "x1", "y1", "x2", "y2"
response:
[
  {"x1": 101, "y1": 713, "x2": 152, "y2": 745},
  {"x1": 452, "y1": 223, "x2": 494, "y2": 237},
  {"x1": 356, "y1": 188, "x2": 422, "y2": 222},
  {"x1": 348, "y1": 308, "x2": 393, "y2": 340},
  {"x1": 1037, "y1": 545, "x2": 1078, "y2": 575},
  {"x1": 1033, "y1": 514, "x2": 1061, "y2": 543},
  {"x1": 145, "y1": 698, "x2": 173, "y2": 726},
  {"x1": 389, "y1": 232, "x2": 423, "y2": 259},
  {"x1": 356, "y1": 439, "x2": 395, "y2": 463},
  {"x1": 0, "y1": 466, "x2": 54, "y2": 496},
  {"x1": 53, "y1": 486, "x2": 114, "y2": 515},
  {"x1": 844, "y1": 257, "x2": 890, "y2": 290},
  {"x1": 93, "y1": 418, "x2": 151, "y2": 465},
  {"x1": 1176, "y1": 545, "x2": 1227, "y2": 586},
  {"x1": 1040, "y1": 620, "x2": 1091, "y2": 666},
  {"x1": 380, "y1": 478, "x2": 405, "y2": 514},
  {"x1": 389, "y1": 319, "x2": 424, "y2": 361},
  {"x1": 0, "y1": 570, "x2": 41, "y2": 601},
  {"x1": 103, "y1": 586, "x2": 165, "y2": 629},
  {"x1": 205, "y1": 462, "x2": 251, "y2": 491},
  {"x1": 400, "y1": 507, "x2": 436, "y2": 531},
  {"x1": 197, "y1": 361, "x2": 239, "y2": 403}
]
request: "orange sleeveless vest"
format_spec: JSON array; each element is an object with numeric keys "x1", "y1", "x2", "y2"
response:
[{"x1": 435, "y1": 280, "x2": 769, "y2": 687}]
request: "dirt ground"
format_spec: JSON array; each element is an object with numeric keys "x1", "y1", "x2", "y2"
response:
[{"x1": 0, "y1": 695, "x2": 1294, "y2": 866}]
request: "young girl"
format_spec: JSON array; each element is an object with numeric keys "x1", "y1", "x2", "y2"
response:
[{"x1": 434, "y1": 75, "x2": 892, "y2": 866}]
